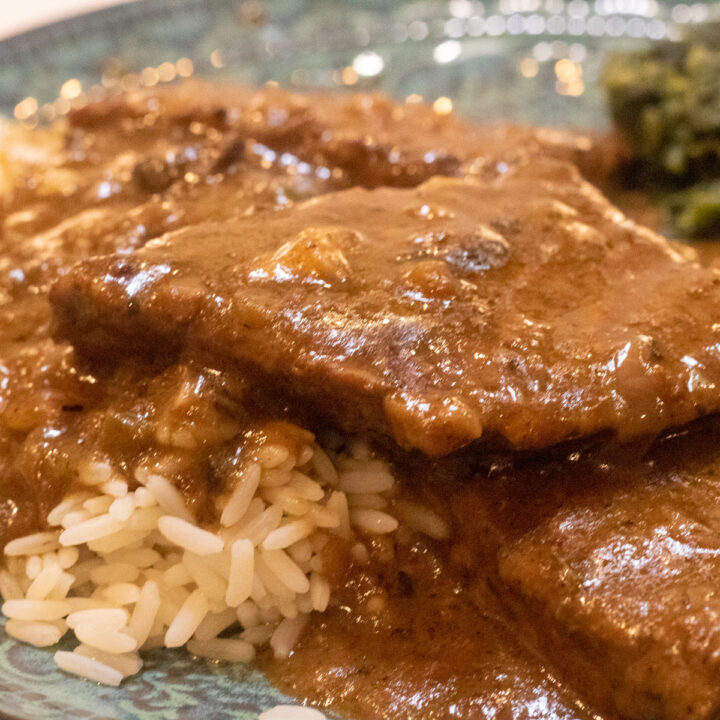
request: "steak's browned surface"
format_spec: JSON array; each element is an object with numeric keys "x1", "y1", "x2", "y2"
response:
[
  {"x1": 53, "y1": 159, "x2": 720, "y2": 456},
  {"x1": 461, "y1": 419, "x2": 720, "y2": 720}
]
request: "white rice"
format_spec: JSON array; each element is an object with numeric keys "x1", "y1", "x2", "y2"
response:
[
  {"x1": 259, "y1": 706, "x2": 327, "y2": 720},
  {"x1": 0, "y1": 429, "x2": 442, "y2": 691},
  {"x1": 348, "y1": 508, "x2": 399, "y2": 535},
  {"x1": 2, "y1": 599, "x2": 71, "y2": 621},
  {"x1": 128, "y1": 580, "x2": 160, "y2": 645},
  {"x1": 4, "y1": 532, "x2": 60, "y2": 557},
  {"x1": 339, "y1": 468, "x2": 395, "y2": 494},
  {"x1": 25, "y1": 564, "x2": 63, "y2": 600},
  {"x1": 194, "y1": 607, "x2": 238, "y2": 642},
  {"x1": 226, "y1": 539, "x2": 254, "y2": 606},
  {"x1": 66, "y1": 608, "x2": 128, "y2": 630},
  {"x1": 394, "y1": 500, "x2": 451, "y2": 540},
  {"x1": 187, "y1": 636, "x2": 255, "y2": 662},
  {"x1": 74, "y1": 623, "x2": 138, "y2": 653},
  {"x1": 269, "y1": 614, "x2": 309, "y2": 659},
  {"x1": 165, "y1": 589, "x2": 209, "y2": 647},
  {"x1": 5, "y1": 618, "x2": 65, "y2": 646},
  {"x1": 221, "y1": 463, "x2": 261, "y2": 526},
  {"x1": 262, "y1": 519, "x2": 314, "y2": 551},
  {"x1": 74, "y1": 643, "x2": 143, "y2": 677},
  {"x1": 54, "y1": 650, "x2": 124, "y2": 687},
  {"x1": 157, "y1": 516, "x2": 223, "y2": 555},
  {"x1": 59, "y1": 514, "x2": 123, "y2": 546}
]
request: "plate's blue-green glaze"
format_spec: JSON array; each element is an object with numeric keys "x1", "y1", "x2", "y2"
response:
[
  {"x1": 0, "y1": 1, "x2": 713, "y2": 717},
  {"x1": 3, "y1": 0, "x2": 714, "y2": 126}
]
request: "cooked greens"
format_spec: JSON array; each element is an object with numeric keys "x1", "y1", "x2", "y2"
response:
[{"x1": 603, "y1": 30, "x2": 720, "y2": 236}]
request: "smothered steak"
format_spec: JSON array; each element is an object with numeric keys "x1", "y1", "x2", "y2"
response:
[{"x1": 52, "y1": 158, "x2": 720, "y2": 455}]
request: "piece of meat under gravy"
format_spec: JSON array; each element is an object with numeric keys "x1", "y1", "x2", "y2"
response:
[
  {"x1": 51, "y1": 157, "x2": 720, "y2": 456},
  {"x1": 472, "y1": 418, "x2": 720, "y2": 720},
  {"x1": 68, "y1": 81, "x2": 603, "y2": 188}
]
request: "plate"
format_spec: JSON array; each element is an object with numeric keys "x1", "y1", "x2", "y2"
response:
[{"x1": 0, "y1": 0, "x2": 704, "y2": 717}]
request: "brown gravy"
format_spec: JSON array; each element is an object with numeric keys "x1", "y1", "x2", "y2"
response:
[
  {"x1": 264, "y1": 474, "x2": 598, "y2": 720},
  {"x1": 3, "y1": 83, "x2": 720, "y2": 720}
]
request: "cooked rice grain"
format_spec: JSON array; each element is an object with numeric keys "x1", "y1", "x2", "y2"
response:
[
  {"x1": 221, "y1": 463, "x2": 261, "y2": 527},
  {"x1": 74, "y1": 644, "x2": 143, "y2": 677},
  {"x1": 54, "y1": 650, "x2": 124, "y2": 686},
  {"x1": 4, "y1": 532, "x2": 60, "y2": 557},
  {"x1": 259, "y1": 706, "x2": 326, "y2": 720},
  {"x1": 158, "y1": 516, "x2": 223, "y2": 555},
  {"x1": 5, "y1": 618, "x2": 65, "y2": 646}
]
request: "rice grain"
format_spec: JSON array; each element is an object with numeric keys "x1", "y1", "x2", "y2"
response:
[
  {"x1": 25, "y1": 564, "x2": 63, "y2": 600},
  {"x1": 100, "y1": 583, "x2": 141, "y2": 605},
  {"x1": 261, "y1": 550, "x2": 310, "y2": 595},
  {"x1": 6, "y1": 618, "x2": 65, "y2": 646},
  {"x1": 349, "y1": 509, "x2": 398, "y2": 535},
  {"x1": 262, "y1": 520, "x2": 313, "y2": 551},
  {"x1": 2, "y1": 599, "x2": 71, "y2": 621},
  {"x1": 165, "y1": 589, "x2": 209, "y2": 648},
  {"x1": 194, "y1": 607, "x2": 238, "y2": 641},
  {"x1": 54, "y1": 650, "x2": 123, "y2": 686},
  {"x1": 4, "y1": 532, "x2": 60, "y2": 557},
  {"x1": 158, "y1": 516, "x2": 223, "y2": 556},
  {"x1": 66, "y1": 608, "x2": 128, "y2": 631},
  {"x1": 74, "y1": 644, "x2": 143, "y2": 678},
  {"x1": 73, "y1": 623, "x2": 138, "y2": 653},
  {"x1": 220, "y1": 463, "x2": 261, "y2": 527},
  {"x1": 182, "y1": 552, "x2": 227, "y2": 601},
  {"x1": 59, "y1": 514, "x2": 123, "y2": 546},
  {"x1": 143, "y1": 473, "x2": 194, "y2": 523},
  {"x1": 309, "y1": 572, "x2": 330, "y2": 613},
  {"x1": 128, "y1": 580, "x2": 161, "y2": 645},
  {"x1": 187, "y1": 636, "x2": 255, "y2": 662},
  {"x1": 47, "y1": 494, "x2": 92, "y2": 526},
  {"x1": 226, "y1": 539, "x2": 254, "y2": 606},
  {"x1": 339, "y1": 469, "x2": 394, "y2": 494},
  {"x1": 270, "y1": 614, "x2": 309, "y2": 659}
]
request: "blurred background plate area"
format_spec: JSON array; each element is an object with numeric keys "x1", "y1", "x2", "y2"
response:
[{"x1": 1, "y1": 0, "x2": 718, "y2": 129}]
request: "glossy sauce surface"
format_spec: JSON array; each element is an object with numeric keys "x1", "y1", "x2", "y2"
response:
[{"x1": 3, "y1": 83, "x2": 720, "y2": 720}]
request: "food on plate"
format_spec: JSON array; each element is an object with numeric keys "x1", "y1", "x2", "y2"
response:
[
  {"x1": 497, "y1": 417, "x2": 720, "y2": 720},
  {"x1": 52, "y1": 154, "x2": 720, "y2": 457},
  {"x1": 4, "y1": 82, "x2": 720, "y2": 720},
  {"x1": 279, "y1": 416, "x2": 720, "y2": 720},
  {"x1": 603, "y1": 29, "x2": 720, "y2": 235}
]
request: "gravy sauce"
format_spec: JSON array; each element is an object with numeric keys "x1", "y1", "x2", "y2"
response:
[{"x1": 2, "y1": 84, "x2": 719, "y2": 719}]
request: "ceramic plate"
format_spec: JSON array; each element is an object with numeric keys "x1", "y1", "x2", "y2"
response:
[{"x1": 0, "y1": 0, "x2": 706, "y2": 717}]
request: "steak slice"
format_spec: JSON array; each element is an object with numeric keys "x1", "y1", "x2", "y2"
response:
[
  {"x1": 488, "y1": 420, "x2": 720, "y2": 720},
  {"x1": 52, "y1": 158, "x2": 720, "y2": 455},
  {"x1": 68, "y1": 81, "x2": 600, "y2": 188}
]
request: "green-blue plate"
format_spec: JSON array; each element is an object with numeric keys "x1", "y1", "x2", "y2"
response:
[{"x1": 0, "y1": 0, "x2": 703, "y2": 717}]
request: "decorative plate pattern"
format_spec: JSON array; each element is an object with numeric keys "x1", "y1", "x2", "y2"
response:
[{"x1": 0, "y1": 0, "x2": 713, "y2": 717}]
